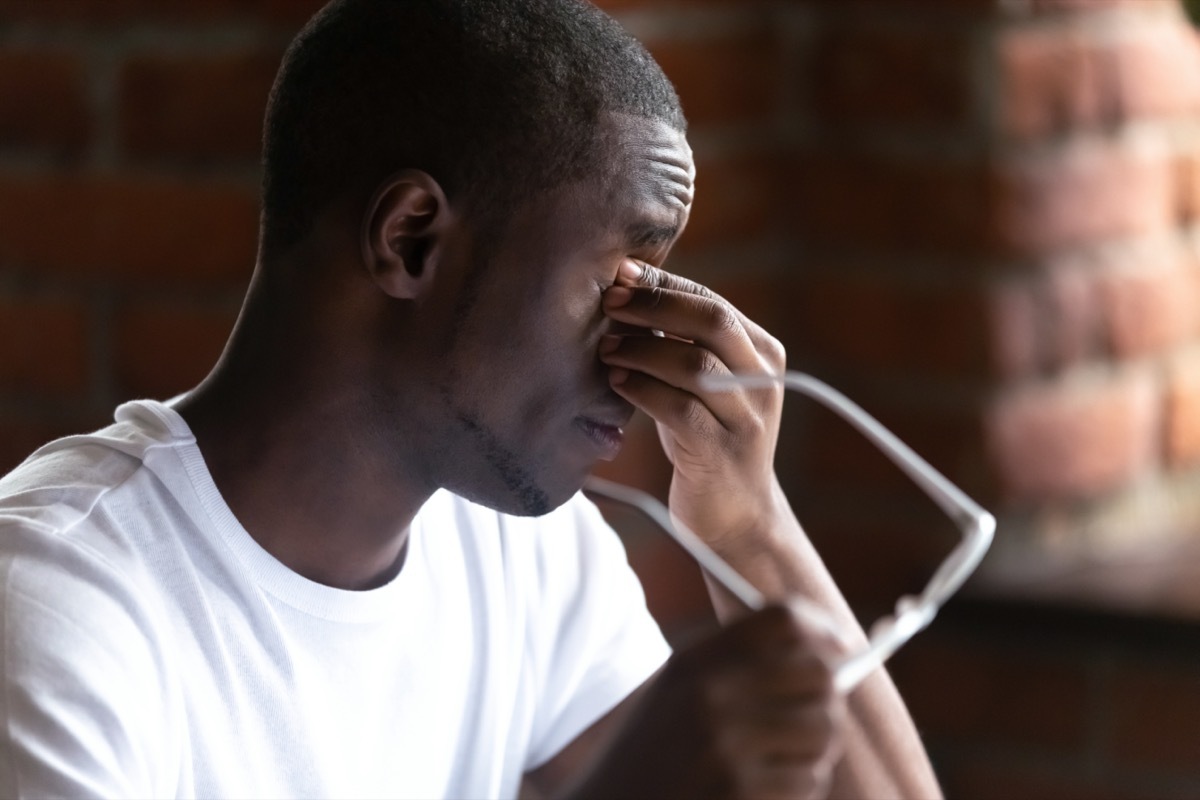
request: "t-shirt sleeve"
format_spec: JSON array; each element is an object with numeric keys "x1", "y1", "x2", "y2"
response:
[
  {"x1": 523, "y1": 493, "x2": 671, "y2": 770},
  {"x1": 0, "y1": 519, "x2": 177, "y2": 798}
]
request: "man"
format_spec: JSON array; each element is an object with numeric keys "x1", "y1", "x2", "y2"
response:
[{"x1": 0, "y1": 1, "x2": 940, "y2": 797}]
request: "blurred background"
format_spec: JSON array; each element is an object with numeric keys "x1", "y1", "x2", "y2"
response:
[{"x1": 3, "y1": 0, "x2": 1200, "y2": 796}]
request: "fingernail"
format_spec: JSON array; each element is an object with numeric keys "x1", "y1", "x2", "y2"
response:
[
  {"x1": 598, "y1": 334, "x2": 621, "y2": 355},
  {"x1": 605, "y1": 286, "x2": 633, "y2": 307},
  {"x1": 619, "y1": 259, "x2": 643, "y2": 282},
  {"x1": 609, "y1": 367, "x2": 629, "y2": 386}
]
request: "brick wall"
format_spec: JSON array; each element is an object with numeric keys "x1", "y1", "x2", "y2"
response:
[
  {"x1": 5, "y1": 0, "x2": 1200, "y2": 796},
  {"x1": 889, "y1": 594, "x2": 1200, "y2": 799},
  {"x1": 0, "y1": 1, "x2": 310, "y2": 469}
]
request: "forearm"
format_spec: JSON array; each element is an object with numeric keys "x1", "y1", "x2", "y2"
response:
[{"x1": 704, "y1": 479, "x2": 942, "y2": 800}]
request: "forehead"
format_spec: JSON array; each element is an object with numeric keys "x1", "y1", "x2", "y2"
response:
[
  {"x1": 599, "y1": 114, "x2": 695, "y2": 229},
  {"x1": 487, "y1": 116, "x2": 694, "y2": 263}
]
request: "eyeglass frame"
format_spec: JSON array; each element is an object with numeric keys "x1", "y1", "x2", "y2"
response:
[{"x1": 583, "y1": 370, "x2": 995, "y2": 694}]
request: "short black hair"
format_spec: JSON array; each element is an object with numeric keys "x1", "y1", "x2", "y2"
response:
[{"x1": 260, "y1": 0, "x2": 686, "y2": 258}]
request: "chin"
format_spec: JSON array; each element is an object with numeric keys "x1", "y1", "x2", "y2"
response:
[
  {"x1": 498, "y1": 471, "x2": 584, "y2": 517},
  {"x1": 444, "y1": 465, "x2": 581, "y2": 518},
  {"x1": 444, "y1": 407, "x2": 590, "y2": 516}
]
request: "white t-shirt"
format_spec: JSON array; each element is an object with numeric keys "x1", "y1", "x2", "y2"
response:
[{"x1": 0, "y1": 399, "x2": 670, "y2": 799}]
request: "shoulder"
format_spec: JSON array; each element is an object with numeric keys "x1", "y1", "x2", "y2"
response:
[
  {"x1": 0, "y1": 399, "x2": 183, "y2": 537},
  {"x1": 0, "y1": 401, "x2": 188, "y2": 659}
]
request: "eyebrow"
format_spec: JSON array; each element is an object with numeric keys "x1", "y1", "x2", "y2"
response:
[{"x1": 626, "y1": 221, "x2": 680, "y2": 250}]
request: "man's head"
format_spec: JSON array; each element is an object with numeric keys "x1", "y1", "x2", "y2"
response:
[
  {"x1": 260, "y1": 0, "x2": 685, "y2": 259},
  {"x1": 253, "y1": 0, "x2": 694, "y2": 518}
]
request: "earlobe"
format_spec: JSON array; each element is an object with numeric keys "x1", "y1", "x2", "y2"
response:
[{"x1": 361, "y1": 170, "x2": 449, "y2": 301}]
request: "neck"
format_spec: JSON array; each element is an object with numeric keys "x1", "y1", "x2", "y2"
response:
[{"x1": 176, "y1": 265, "x2": 432, "y2": 591}]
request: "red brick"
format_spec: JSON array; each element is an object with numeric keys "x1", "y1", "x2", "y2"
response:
[
  {"x1": 786, "y1": 275, "x2": 990, "y2": 375},
  {"x1": 809, "y1": 27, "x2": 972, "y2": 129},
  {"x1": 984, "y1": 370, "x2": 1161, "y2": 502},
  {"x1": 987, "y1": 268, "x2": 1104, "y2": 379},
  {"x1": 939, "y1": 759, "x2": 1123, "y2": 800},
  {"x1": 791, "y1": 152, "x2": 988, "y2": 254},
  {"x1": 1165, "y1": 355, "x2": 1200, "y2": 468},
  {"x1": 0, "y1": 0, "x2": 317, "y2": 24},
  {"x1": 802, "y1": 0, "x2": 995, "y2": 11},
  {"x1": 0, "y1": 172, "x2": 258, "y2": 285},
  {"x1": 113, "y1": 304, "x2": 236, "y2": 399},
  {"x1": 707, "y1": 270, "x2": 1001, "y2": 378},
  {"x1": 679, "y1": 150, "x2": 781, "y2": 253},
  {"x1": 997, "y1": 25, "x2": 1200, "y2": 140},
  {"x1": 1100, "y1": 258, "x2": 1200, "y2": 359},
  {"x1": 254, "y1": 0, "x2": 327, "y2": 25},
  {"x1": 1172, "y1": 150, "x2": 1200, "y2": 224},
  {"x1": 797, "y1": 399, "x2": 989, "y2": 504},
  {"x1": 1108, "y1": 26, "x2": 1200, "y2": 121},
  {"x1": 998, "y1": 27, "x2": 1107, "y2": 141},
  {"x1": 646, "y1": 29, "x2": 783, "y2": 128},
  {"x1": 1108, "y1": 661, "x2": 1200, "y2": 771},
  {"x1": 796, "y1": 506, "x2": 966, "y2": 620},
  {"x1": 119, "y1": 50, "x2": 282, "y2": 163},
  {"x1": 705, "y1": 273, "x2": 788, "y2": 338},
  {"x1": 0, "y1": 297, "x2": 89, "y2": 395},
  {"x1": 988, "y1": 145, "x2": 1172, "y2": 255},
  {"x1": 1015, "y1": 0, "x2": 1173, "y2": 13},
  {"x1": 0, "y1": 49, "x2": 91, "y2": 156},
  {"x1": 889, "y1": 636, "x2": 1090, "y2": 750}
]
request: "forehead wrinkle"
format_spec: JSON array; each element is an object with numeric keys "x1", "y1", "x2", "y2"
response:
[
  {"x1": 636, "y1": 155, "x2": 694, "y2": 211},
  {"x1": 604, "y1": 121, "x2": 695, "y2": 224}
]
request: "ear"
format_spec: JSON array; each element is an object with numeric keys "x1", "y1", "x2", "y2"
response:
[{"x1": 360, "y1": 170, "x2": 451, "y2": 300}]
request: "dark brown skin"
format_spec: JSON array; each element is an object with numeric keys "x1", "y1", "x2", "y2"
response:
[
  {"x1": 178, "y1": 112, "x2": 940, "y2": 798},
  {"x1": 553, "y1": 603, "x2": 848, "y2": 800}
]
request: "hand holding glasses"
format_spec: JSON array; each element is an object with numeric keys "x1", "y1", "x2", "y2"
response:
[{"x1": 585, "y1": 370, "x2": 995, "y2": 694}]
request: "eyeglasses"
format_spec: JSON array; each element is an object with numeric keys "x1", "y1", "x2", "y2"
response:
[{"x1": 584, "y1": 370, "x2": 995, "y2": 694}]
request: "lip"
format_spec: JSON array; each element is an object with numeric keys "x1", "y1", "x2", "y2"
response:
[{"x1": 574, "y1": 415, "x2": 628, "y2": 461}]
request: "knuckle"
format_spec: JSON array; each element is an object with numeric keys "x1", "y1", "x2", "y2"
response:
[
  {"x1": 641, "y1": 264, "x2": 667, "y2": 288},
  {"x1": 761, "y1": 333, "x2": 786, "y2": 367},
  {"x1": 674, "y1": 395, "x2": 708, "y2": 428},
  {"x1": 705, "y1": 301, "x2": 741, "y2": 337},
  {"x1": 689, "y1": 346, "x2": 721, "y2": 376},
  {"x1": 645, "y1": 285, "x2": 668, "y2": 313},
  {"x1": 812, "y1": 707, "x2": 840, "y2": 745}
]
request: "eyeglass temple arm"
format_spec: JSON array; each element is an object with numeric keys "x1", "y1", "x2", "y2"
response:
[
  {"x1": 702, "y1": 372, "x2": 990, "y2": 532},
  {"x1": 583, "y1": 475, "x2": 766, "y2": 611},
  {"x1": 700, "y1": 372, "x2": 996, "y2": 688}
]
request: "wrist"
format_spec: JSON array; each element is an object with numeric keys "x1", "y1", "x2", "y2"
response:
[{"x1": 704, "y1": 475, "x2": 797, "y2": 562}]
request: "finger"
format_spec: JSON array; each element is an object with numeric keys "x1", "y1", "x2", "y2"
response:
[
  {"x1": 603, "y1": 283, "x2": 766, "y2": 377},
  {"x1": 607, "y1": 364, "x2": 725, "y2": 444},
  {"x1": 738, "y1": 760, "x2": 838, "y2": 800},
  {"x1": 717, "y1": 710, "x2": 843, "y2": 800},
  {"x1": 617, "y1": 260, "x2": 787, "y2": 371},
  {"x1": 718, "y1": 703, "x2": 842, "y2": 762},
  {"x1": 715, "y1": 656, "x2": 836, "y2": 705},
  {"x1": 684, "y1": 604, "x2": 831, "y2": 670},
  {"x1": 600, "y1": 334, "x2": 752, "y2": 430}
]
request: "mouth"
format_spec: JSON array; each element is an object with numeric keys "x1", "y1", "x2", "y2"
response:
[{"x1": 574, "y1": 415, "x2": 627, "y2": 461}]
